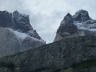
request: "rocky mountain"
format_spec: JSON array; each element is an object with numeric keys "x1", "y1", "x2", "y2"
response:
[
  {"x1": 0, "y1": 10, "x2": 42, "y2": 39},
  {"x1": 54, "y1": 9, "x2": 96, "y2": 41},
  {"x1": 0, "y1": 36, "x2": 96, "y2": 72},
  {"x1": 0, "y1": 10, "x2": 45, "y2": 57},
  {"x1": 0, "y1": 10, "x2": 95, "y2": 72}
]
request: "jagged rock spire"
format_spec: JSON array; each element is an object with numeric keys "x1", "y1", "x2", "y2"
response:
[{"x1": 62, "y1": 13, "x2": 74, "y2": 25}]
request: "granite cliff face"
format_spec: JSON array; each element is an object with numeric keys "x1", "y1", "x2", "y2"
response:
[
  {"x1": 54, "y1": 9, "x2": 96, "y2": 41},
  {"x1": 0, "y1": 11, "x2": 45, "y2": 57},
  {"x1": 0, "y1": 36, "x2": 96, "y2": 72}
]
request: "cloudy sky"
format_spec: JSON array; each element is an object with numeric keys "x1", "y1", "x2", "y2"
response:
[{"x1": 0, "y1": 0, "x2": 96, "y2": 43}]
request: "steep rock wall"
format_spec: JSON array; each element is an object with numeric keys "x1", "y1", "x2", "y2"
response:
[
  {"x1": 0, "y1": 27, "x2": 45, "y2": 57},
  {"x1": 0, "y1": 36, "x2": 96, "y2": 72}
]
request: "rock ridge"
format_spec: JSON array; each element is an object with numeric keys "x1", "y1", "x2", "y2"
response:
[{"x1": 0, "y1": 36, "x2": 96, "y2": 72}]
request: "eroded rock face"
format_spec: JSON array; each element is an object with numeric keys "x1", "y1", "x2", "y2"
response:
[
  {"x1": 0, "y1": 27, "x2": 45, "y2": 57},
  {"x1": 0, "y1": 36, "x2": 96, "y2": 72},
  {"x1": 54, "y1": 9, "x2": 96, "y2": 41},
  {"x1": 0, "y1": 27, "x2": 21, "y2": 57}
]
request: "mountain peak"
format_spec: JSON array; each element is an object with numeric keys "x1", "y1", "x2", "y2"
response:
[
  {"x1": 73, "y1": 9, "x2": 91, "y2": 22},
  {"x1": 64, "y1": 13, "x2": 72, "y2": 19},
  {"x1": 54, "y1": 9, "x2": 96, "y2": 42},
  {"x1": 66, "y1": 13, "x2": 72, "y2": 17},
  {"x1": 62, "y1": 13, "x2": 73, "y2": 24},
  {"x1": 13, "y1": 10, "x2": 19, "y2": 14}
]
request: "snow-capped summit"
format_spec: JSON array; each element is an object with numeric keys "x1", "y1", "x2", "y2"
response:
[{"x1": 54, "y1": 9, "x2": 96, "y2": 41}]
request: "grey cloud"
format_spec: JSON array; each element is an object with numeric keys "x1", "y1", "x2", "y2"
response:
[{"x1": 29, "y1": 10, "x2": 66, "y2": 43}]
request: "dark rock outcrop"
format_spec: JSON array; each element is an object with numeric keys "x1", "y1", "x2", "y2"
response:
[
  {"x1": 73, "y1": 9, "x2": 91, "y2": 22},
  {"x1": 0, "y1": 10, "x2": 41, "y2": 39},
  {"x1": 12, "y1": 11, "x2": 32, "y2": 32},
  {"x1": 63, "y1": 13, "x2": 74, "y2": 24},
  {"x1": 0, "y1": 36, "x2": 96, "y2": 72},
  {"x1": 54, "y1": 9, "x2": 96, "y2": 41},
  {"x1": 57, "y1": 13, "x2": 77, "y2": 35}
]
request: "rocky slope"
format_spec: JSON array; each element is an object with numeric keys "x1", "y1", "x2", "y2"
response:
[
  {"x1": 0, "y1": 36, "x2": 96, "y2": 72},
  {"x1": 54, "y1": 9, "x2": 96, "y2": 41},
  {"x1": 0, "y1": 11, "x2": 45, "y2": 57}
]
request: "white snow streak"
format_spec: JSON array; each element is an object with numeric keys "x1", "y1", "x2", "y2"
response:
[{"x1": 7, "y1": 28, "x2": 45, "y2": 43}]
